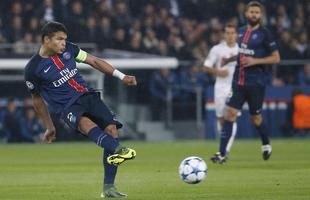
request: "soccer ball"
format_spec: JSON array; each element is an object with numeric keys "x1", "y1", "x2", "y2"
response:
[{"x1": 178, "y1": 156, "x2": 207, "y2": 184}]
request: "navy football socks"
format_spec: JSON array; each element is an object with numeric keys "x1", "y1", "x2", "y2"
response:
[
  {"x1": 88, "y1": 127, "x2": 122, "y2": 184},
  {"x1": 255, "y1": 123, "x2": 270, "y2": 145},
  {"x1": 219, "y1": 120, "x2": 233, "y2": 156},
  {"x1": 88, "y1": 126, "x2": 119, "y2": 152},
  {"x1": 103, "y1": 149, "x2": 118, "y2": 184}
]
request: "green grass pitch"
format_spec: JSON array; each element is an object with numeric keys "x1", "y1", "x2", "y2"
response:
[{"x1": 0, "y1": 139, "x2": 310, "y2": 200}]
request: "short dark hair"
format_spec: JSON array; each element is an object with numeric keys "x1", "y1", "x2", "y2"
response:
[
  {"x1": 41, "y1": 21, "x2": 67, "y2": 42},
  {"x1": 246, "y1": 1, "x2": 264, "y2": 11},
  {"x1": 225, "y1": 23, "x2": 237, "y2": 31}
]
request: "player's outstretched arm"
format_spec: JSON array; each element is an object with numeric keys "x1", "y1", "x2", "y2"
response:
[
  {"x1": 242, "y1": 50, "x2": 280, "y2": 67},
  {"x1": 221, "y1": 55, "x2": 237, "y2": 67},
  {"x1": 31, "y1": 93, "x2": 56, "y2": 143},
  {"x1": 203, "y1": 65, "x2": 229, "y2": 78},
  {"x1": 83, "y1": 53, "x2": 137, "y2": 86}
]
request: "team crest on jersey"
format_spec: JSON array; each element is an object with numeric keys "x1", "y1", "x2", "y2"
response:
[
  {"x1": 252, "y1": 34, "x2": 258, "y2": 40},
  {"x1": 26, "y1": 81, "x2": 34, "y2": 89},
  {"x1": 63, "y1": 52, "x2": 71, "y2": 60}
]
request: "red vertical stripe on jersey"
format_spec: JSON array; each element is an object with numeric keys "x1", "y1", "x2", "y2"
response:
[
  {"x1": 51, "y1": 55, "x2": 65, "y2": 69},
  {"x1": 238, "y1": 30, "x2": 252, "y2": 85},
  {"x1": 51, "y1": 55, "x2": 88, "y2": 92},
  {"x1": 68, "y1": 79, "x2": 88, "y2": 92}
]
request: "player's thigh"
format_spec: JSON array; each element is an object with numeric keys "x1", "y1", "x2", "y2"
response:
[
  {"x1": 77, "y1": 116, "x2": 98, "y2": 135},
  {"x1": 224, "y1": 105, "x2": 239, "y2": 121},
  {"x1": 62, "y1": 103, "x2": 87, "y2": 131},
  {"x1": 246, "y1": 86, "x2": 265, "y2": 115},
  {"x1": 88, "y1": 93, "x2": 123, "y2": 131},
  {"x1": 226, "y1": 85, "x2": 246, "y2": 111}
]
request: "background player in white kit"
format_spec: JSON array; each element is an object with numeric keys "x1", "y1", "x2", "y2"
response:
[{"x1": 203, "y1": 24, "x2": 239, "y2": 160}]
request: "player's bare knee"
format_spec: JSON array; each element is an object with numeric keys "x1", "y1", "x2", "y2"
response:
[
  {"x1": 78, "y1": 116, "x2": 97, "y2": 135},
  {"x1": 104, "y1": 124, "x2": 118, "y2": 138},
  {"x1": 224, "y1": 107, "x2": 238, "y2": 122},
  {"x1": 251, "y1": 115, "x2": 262, "y2": 126}
]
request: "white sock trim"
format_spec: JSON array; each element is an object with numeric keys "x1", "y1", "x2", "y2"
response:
[{"x1": 261, "y1": 144, "x2": 272, "y2": 152}]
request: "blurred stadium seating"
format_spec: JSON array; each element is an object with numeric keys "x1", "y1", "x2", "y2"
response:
[{"x1": 0, "y1": 0, "x2": 309, "y2": 142}]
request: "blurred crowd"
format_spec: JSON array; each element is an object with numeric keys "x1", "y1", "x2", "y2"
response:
[
  {"x1": 0, "y1": 97, "x2": 86, "y2": 143},
  {"x1": 0, "y1": 98, "x2": 44, "y2": 143},
  {"x1": 0, "y1": 0, "x2": 310, "y2": 85}
]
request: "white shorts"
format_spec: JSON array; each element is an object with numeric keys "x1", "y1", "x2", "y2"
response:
[{"x1": 214, "y1": 95, "x2": 228, "y2": 118}]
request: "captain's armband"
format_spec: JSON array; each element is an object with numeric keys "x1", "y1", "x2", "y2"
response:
[{"x1": 75, "y1": 49, "x2": 87, "y2": 63}]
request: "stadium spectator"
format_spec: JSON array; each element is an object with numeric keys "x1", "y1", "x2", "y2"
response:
[
  {"x1": 4, "y1": 1, "x2": 24, "y2": 24},
  {"x1": 176, "y1": 65, "x2": 207, "y2": 119},
  {"x1": 113, "y1": 0, "x2": 131, "y2": 29},
  {"x1": 0, "y1": 19, "x2": 7, "y2": 52},
  {"x1": 35, "y1": 0, "x2": 56, "y2": 23},
  {"x1": 28, "y1": 17, "x2": 40, "y2": 38},
  {"x1": 6, "y1": 16, "x2": 25, "y2": 43},
  {"x1": 95, "y1": 0, "x2": 113, "y2": 18},
  {"x1": 149, "y1": 68, "x2": 179, "y2": 121},
  {"x1": 97, "y1": 16, "x2": 113, "y2": 50},
  {"x1": 192, "y1": 40, "x2": 209, "y2": 63},
  {"x1": 83, "y1": 16, "x2": 99, "y2": 44},
  {"x1": 23, "y1": 97, "x2": 33, "y2": 108},
  {"x1": 167, "y1": 34, "x2": 192, "y2": 60},
  {"x1": 14, "y1": 33, "x2": 36, "y2": 54},
  {"x1": 0, "y1": 106, "x2": 8, "y2": 142},
  {"x1": 156, "y1": 40, "x2": 168, "y2": 56},
  {"x1": 3, "y1": 98, "x2": 23, "y2": 143},
  {"x1": 128, "y1": 31, "x2": 144, "y2": 52},
  {"x1": 300, "y1": 64, "x2": 310, "y2": 85},
  {"x1": 297, "y1": 31, "x2": 309, "y2": 57},
  {"x1": 19, "y1": 107, "x2": 44, "y2": 142},
  {"x1": 142, "y1": 29, "x2": 158, "y2": 54},
  {"x1": 67, "y1": 0, "x2": 86, "y2": 42},
  {"x1": 112, "y1": 28, "x2": 128, "y2": 50},
  {"x1": 235, "y1": 2, "x2": 247, "y2": 26}
]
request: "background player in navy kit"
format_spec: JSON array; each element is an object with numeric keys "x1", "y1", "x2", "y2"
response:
[
  {"x1": 211, "y1": 1, "x2": 280, "y2": 164},
  {"x1": 24, "y1": 22, "x2": 137, "y2": 198}
]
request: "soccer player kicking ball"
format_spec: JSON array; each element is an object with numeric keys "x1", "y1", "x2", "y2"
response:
[
  {"x1": 203, "y1": 24, "x2": 239, "y2": 160},
  {"x1": 211, "y1": 1, "x2": 280, "y2": 164},
  {"x1": 24, "y1": 21, "x2": 136, "y2": 198}
]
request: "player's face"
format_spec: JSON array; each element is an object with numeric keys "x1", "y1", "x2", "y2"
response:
[
  {"x1": 224, "y1": 27, "x2": 237, "y2": 45},
  {"x1": 45, "y1": 31, "x2": 67, "y2": 54},
  {"x1": 245, "y1": 6, "x2": 262, "y2": 27}
]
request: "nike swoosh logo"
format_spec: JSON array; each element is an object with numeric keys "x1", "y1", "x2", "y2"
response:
[{"x1": 44, "y1": 66, "x2": 51, "y2": 73}]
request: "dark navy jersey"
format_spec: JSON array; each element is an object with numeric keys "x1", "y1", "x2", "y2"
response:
[
  {"x1": 233, "y1": 26, "x2": 278, "y2": 86},
  {"x1": 24, "y1": 42, "x2": 92, "y2": 113}
]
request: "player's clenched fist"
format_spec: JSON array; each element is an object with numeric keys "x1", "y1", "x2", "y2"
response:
[{"x1": 122, "y1": 75, "x2": 137, "y2": 86}]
